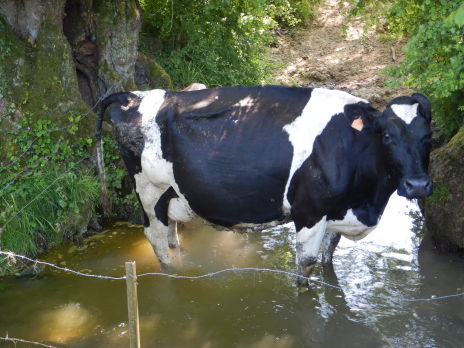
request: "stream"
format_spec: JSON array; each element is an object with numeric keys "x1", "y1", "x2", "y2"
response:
[{"x1": 0, "y1": 194, "x2": 463, "y2": 347}]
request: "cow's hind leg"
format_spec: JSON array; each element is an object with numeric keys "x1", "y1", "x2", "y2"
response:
[
  {"x1": 321, "y1": 229, "x2": 341, "y2": 265},
  {"x1": 135, "y1": 175, "x2": 174, "y2": 270},
  {"x1": 168, "y1": 220, "x2": 179, "y2": 249},
  {"x1": 295, "y1": 217, "x2": 327, "y2": 286}
]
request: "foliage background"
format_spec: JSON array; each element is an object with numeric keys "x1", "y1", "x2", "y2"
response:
[
  {"x1": 342, "y1": 0, "x2": 464, "y2": 136},
  {"x1": 139, "y1": 0, "x2": 321, "y2": 88}
]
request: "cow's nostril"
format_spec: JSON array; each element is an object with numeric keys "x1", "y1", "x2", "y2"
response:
[{"x1": 405, "y1": 180, "x2": 414, "y2": 190}]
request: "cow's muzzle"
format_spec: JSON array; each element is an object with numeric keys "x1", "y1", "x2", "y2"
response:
[{"x1": 398, "y1": 175, "x2": 433, "y2": 199}]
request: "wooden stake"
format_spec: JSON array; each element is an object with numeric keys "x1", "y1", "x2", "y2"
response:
[{"x1": 125, "y1": 261, "x2": 141, "y2": 348}]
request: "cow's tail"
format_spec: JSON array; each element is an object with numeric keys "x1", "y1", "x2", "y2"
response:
[{"x1": 95, "y1": 92, "x2": 129, "y2": 215}]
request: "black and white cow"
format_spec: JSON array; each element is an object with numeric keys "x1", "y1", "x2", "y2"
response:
[{"x1": 96, "y1": 85, "x2": 432, "y2": 283}]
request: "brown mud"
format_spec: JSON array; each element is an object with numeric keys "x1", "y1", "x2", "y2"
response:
[{"x1": 271, "y1": 0, "x2": 411, "y2": 108}]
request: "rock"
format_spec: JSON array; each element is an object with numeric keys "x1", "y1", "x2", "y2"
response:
[
  {"x1": 135, "y1": 52, "x2": 172, "y2": 90},
  {"x1": 423, "y1": 125, "x2": 464, "y2": 252}
]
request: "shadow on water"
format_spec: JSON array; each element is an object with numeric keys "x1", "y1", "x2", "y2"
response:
[{"x1": 0, "y1": 194, "x2": 463, "y2": 347}]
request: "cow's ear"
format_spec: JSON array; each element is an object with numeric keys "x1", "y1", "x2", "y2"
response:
[
  {"x1": 411, "y1": 93, "x2": 431, "y2": 123},
  {"x1": 344, "y1": 102, "x2": 380, "y2": 131}
]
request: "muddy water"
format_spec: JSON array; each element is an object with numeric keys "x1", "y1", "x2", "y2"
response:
[{"x1": 0, "y1": 194, "x2": 463, "y2": 348}]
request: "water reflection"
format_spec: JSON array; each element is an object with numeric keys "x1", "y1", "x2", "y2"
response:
[
  {"x1": 0, "y1": 194, "x2": 463, "y2": 347},
  {"x1": 33, "y1": 302, "x2": 96, "y2": 344},
  {"x1": 296, "y1": 265, "x2": 385, "y2": 347}
]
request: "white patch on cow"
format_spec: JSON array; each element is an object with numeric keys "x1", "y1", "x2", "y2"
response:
[
  {"x1": 327, "y1": 209, "x2": 376, "y2": 241},
  {"x1": 136, "y1": 89, "x2": 174, "y2": 186},
  {"x1": 134, "y1": 89, "x2": 166, "y2": 126},
  {"x1": 391, "y1": 103, "x2": 419, "y2": 124},
  {"x1": 282, "y1": 88, "x2": 367, "y2": 213},
  {"x1": 168, "y1": 198, "x2": 195, "y2": 222},
  {"x1": 132, "y1": 89, "x2": 197, "y2": 267},
  {"x1": 296, "y1": 216, "x2": 327, "y2": 264},
  {"x1": 133, "y1": 171, "x2": 170, "y2": 266}
]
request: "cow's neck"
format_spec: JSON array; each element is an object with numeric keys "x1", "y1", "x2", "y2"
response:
[{"x1": 351, "y1": 137, "x2": 401, "y2": 226}]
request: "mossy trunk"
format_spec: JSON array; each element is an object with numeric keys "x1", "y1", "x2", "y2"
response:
[
  {"x1": 0, "y1": 1, "x2": 89, "y2": 132},
  {"x1": 0, "y1": 0, "x2": 171, "y2": 133},
  {"x1": 423, "y1": 125, "x2": 464, "y2": 252}
]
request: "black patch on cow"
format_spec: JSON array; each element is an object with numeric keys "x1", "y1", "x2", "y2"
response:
[
  {"x1": 157, "y1": 85, "x2": 313, "y2": 226},
  {"x1": 154, "y1": 187, "x2": 179, "y2": 226}
]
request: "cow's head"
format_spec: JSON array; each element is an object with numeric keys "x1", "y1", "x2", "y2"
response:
[{"x1": 375, "y1": 93, "x2": 433, "y2": 199}]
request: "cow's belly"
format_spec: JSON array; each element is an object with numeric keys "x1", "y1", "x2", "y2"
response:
[{"x1": 327, "y1": 209, "x2": 376, "y2": 241}]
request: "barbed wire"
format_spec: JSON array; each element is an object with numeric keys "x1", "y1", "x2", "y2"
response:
[
  {"x1": 0, "y1": 335, "x2": 56, "y2": 348},
  {"x1": 0, "y1": 250, "x2": 124, "y2": 280},
  {"x1": 1, "y1": 251, "x2": 463, "y2": 303}
]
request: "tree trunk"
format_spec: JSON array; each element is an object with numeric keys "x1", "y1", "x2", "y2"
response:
[
  {"x1": 423, "y1": 125, "x2": 464, "y2": 252},
  {"x1": 0, "y1": 0, "x2": 171, "y2": 134}
]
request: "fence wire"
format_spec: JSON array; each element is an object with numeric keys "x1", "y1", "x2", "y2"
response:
[
  {"x1": 1, "y1": 250, "x2": 463, "y2": 304},
  {"x1": 0, "y1": 335, "x2": 56, "y2": 348}
]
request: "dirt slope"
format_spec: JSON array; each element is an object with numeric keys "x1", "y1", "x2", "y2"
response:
[{"x1": 271, "y1": 0, "x2": 411, "y2": 108}]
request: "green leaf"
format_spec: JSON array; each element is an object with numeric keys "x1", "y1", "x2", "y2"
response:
[
  {"x1": 454, "y1": 4, "x2": 464, "y2": 26},
  {"x1": 446, "y1": 3, "x2": 464, "y2": 27}
]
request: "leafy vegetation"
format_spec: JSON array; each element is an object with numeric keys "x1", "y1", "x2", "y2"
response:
[
  {"x1": 139, "y1": 0, "x2": 321, "y2": 88},
  {"x1": 0, "y1": 111, "x2": 100, "y2": 266},
  {"x1": 342, "y1": 0, "x2": 464, "y2": 136},
  {"x1": 101, "y1": 136, "x2": 141, "y2": 221}
]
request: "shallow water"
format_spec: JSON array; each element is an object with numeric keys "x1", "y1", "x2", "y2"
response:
[{"x1": 0, "y1": 194, "x2": 463, "y2": 347}]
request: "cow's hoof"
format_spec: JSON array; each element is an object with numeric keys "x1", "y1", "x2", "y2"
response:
[
  {"x1": 296, "y1": 258, "x2": 316, "y2": 287},
  {"x1": 160, "y1": 262, "x2": 174, "y2": 273},
  {"x1": 296, "y1": 275, "x2": 310, "y2": 287}
]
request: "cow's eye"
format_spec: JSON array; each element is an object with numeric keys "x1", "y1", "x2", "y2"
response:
[{"x1": 383, "y1": 132, "x2": 391, "y2": 143}]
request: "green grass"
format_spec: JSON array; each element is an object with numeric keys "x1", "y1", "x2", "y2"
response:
[{"x1": 0, "y1": 166, "x2": 99, "y2": 258}]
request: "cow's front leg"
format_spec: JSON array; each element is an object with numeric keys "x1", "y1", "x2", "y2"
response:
[
  {"x1": 295, "y1": 217, "x2": 327, "y2": 286},
  {"x1": 321, "y1": 229, "x2": 341, "y2": 265}
]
